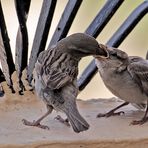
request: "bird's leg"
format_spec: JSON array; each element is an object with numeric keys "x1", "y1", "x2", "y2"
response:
[
  {"x1": 131, "y1": 100, "x2": 148, "y2": 125},
  {"x1": 97, "y1": 102, "x2": 129, "y2": 118},
  {"x1": 54, "y1": 115, "x2": 70, "y2": 127},
  {"x1": 22, "y1": 105, "x2": 53, "y2": 130}
]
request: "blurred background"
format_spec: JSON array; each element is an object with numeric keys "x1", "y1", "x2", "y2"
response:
[{"x1": 1, "y1": 0, "x2": 148, "y2": 100}]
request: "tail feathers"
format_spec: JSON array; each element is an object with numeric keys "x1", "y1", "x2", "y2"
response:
[{"x1": 65, "y1": 109, "x2": 89, "y2": 133}]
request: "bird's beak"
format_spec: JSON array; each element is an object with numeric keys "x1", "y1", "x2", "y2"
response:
[{"x1": 94, "y1": 45, "x2": 109, "y2": 59}]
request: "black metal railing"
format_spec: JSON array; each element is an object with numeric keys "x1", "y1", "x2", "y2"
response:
[{"x1": 0, "y1": 0, "x2": 147, "y2": 96}]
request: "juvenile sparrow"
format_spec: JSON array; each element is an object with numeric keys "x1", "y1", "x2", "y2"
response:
[
  {"x1": 95, "y1": 44, "x2": 148, "y2": 125},
  {"x1": 22, "y1": 33, "x2": 107, "y2": 133}
]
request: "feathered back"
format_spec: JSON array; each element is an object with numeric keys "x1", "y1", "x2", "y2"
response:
[{"x1": 36, "y1": 48, "x2": 78, "y2": 90}]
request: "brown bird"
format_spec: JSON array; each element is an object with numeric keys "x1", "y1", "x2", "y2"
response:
[
  {"x1": 95, "y1": 44, "x2": 148, "y2": 125},
  {"x1": 22, "y1": 33, "x2": 107, "y2": 133}
]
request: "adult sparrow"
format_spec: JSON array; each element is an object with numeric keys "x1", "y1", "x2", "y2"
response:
[{"x1": 22, "y1": 33, "x2": 108, "y2": 133}]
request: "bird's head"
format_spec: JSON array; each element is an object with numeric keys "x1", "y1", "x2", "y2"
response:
[
  {"x1": 95, "y1": 45, "x2": 128, "y2": 70},
  {"x1": 57, "y1": 33, "x2": 108, "y2": 60}
]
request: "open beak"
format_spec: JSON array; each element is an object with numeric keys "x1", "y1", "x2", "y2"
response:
[{"x1": 94, "y1": 45, "x2": 109, "y2": 59}]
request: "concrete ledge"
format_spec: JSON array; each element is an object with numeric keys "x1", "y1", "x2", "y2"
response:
[{"x1": 0, "y1": 92, "x2": 148, "y2": 148}]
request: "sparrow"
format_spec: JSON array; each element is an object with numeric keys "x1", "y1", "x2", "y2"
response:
[
  {"x1": 95, "y1": 44, "x2": 148, "y2": 125},
  {"x1": 22, "y1": 33, "x2": 107, "y2": 133}
]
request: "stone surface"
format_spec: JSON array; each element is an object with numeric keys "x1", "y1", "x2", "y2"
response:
[{"x1": 0, "y1": 91, "x2": 148, "y2": 148}]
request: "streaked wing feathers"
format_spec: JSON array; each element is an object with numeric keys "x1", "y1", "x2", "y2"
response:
[
  {"x1": 42, "y1": 68, "x2": 73, "y2": 89},
  {"x1": 36, "y1": 49, "x2": 78, "y2": 90},
  {"x1": 128, "y1": 59, "x2": 148, "y2": 95}
]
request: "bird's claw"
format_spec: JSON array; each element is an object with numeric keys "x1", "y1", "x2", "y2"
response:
[
  {"x1": 22, "y1": 119, "x2": 50, "y2": 130},
  {"x1": 130, "y1": 118, "x2": 148, "y2": 125},
  {"x1": 97, "y1": 111, "x2": 125, "y2": 118},
  {"x1": 37, "y1": 124, "x2": 50, "y2": 130},
  {"x1": 96, "y1": 113, "x2": 107, "y2": 118},
  {"x1": 54, "y1": 115, "x2": 70, "y2": 127}
]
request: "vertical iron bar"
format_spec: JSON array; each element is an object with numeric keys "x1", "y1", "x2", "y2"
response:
[
  {"x1": 78, "y1": 1, "x2": 148, "y2": 91},
  {"x1": 48, "y1": 0, "x2": 83, "y2": 48},
  {"x1": 0, "y1": 68, "x2": 5, "y2": 83},
  {"x1": 27, "y1": 0, "x2": 57, "y2": 83},
  {"x1": 0, "y1": 68, "x2": 5, "y2": 97},
  {"x1": 0, "y1": 1, "x2": 15, "y2": 93},
  {"x1": 15, "y1": 0, "x2": 31, "y2": 94},
  {"x1": 85, "y1": 0, "x2": 124, "y2": 37}
]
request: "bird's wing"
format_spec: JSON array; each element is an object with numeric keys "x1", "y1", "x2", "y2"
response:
[
  {"x1": 127, "y1": 57, "x2": 148, "y2": 95},
  {"x1": 36, "y1": 49, "x2": 78, "y2": 90},
  {"x1": 43, "y1": 67, "x2": 76, "y2": 90}
]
